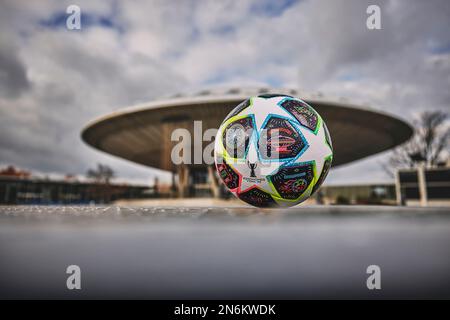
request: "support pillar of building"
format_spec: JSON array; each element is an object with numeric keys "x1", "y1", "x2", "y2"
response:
[
  {"x1": 395, "y1": 170, "x2": 403, "y2": 206},
  {"x1": 177, "y1": 165, "x2": 190, "y2": 198},
  {"x1": 170, "y1": 171, "x2": 176, "y2": 197},
  {"x1": 417, "y1": 164, "x2": 428, "y2": 207}
]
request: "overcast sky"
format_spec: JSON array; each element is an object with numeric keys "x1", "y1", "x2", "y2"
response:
[{"x1": 0, "y1": 0, "x2": 449, "y2": 185}]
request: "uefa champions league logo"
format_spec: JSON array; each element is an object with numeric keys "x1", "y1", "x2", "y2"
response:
[{"x1": 247, "y1": 160, "x2": 258, "y2": 178}]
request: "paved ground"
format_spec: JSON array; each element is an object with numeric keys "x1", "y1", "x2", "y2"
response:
[{"x1": 0, "y1": 205, "x2": 449, "y2": 299}]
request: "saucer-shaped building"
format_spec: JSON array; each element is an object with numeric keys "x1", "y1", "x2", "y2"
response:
[{"x1": 82, "y1": 87, "x2": 413, "y2": 197}]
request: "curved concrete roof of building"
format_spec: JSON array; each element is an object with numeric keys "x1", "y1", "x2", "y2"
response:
[{"x1": 81, "y1": 87, "x2": 413, "y2": 172}]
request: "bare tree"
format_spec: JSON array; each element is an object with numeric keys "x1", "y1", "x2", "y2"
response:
[
  {"x1": 87, "y1": 163, "x2": 115, "y2": 184},
  {"x1": 384, "y1": 111, "x2": 449, "y2": 177}
]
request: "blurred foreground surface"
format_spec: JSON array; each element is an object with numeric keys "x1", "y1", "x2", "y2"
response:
[{"x1": 0, "y1": 205, "x2": 449, "y2": 299}]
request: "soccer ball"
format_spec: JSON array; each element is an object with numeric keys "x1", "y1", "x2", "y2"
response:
[{"x1": 214, "y1": 94, "x2": 333, "y2": 208}]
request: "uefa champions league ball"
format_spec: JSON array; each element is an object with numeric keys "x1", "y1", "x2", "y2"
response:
[{"x1": 214, "y1": 94, "x2": 333, "y2": 208}]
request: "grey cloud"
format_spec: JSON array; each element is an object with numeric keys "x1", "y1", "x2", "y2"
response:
[
  {"x1": 0, "y1": 40, "x2": 31, "y2": 98},
  {"x1": 0, "y1": 13, "x2": 186, "y2": 182}
]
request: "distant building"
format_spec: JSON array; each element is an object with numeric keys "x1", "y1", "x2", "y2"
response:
[
  {"x1": 0, "y1": 166, "x2": 31, "y2": 179},
  {"x1": 0, "y1": 174, "x2": 156, "y2": 205},
  {"x1": 319, "y1": 184, "x2": 397, "y2": 205},
  {"x1": 395, "y1": 164, "x2": 450, "y2": 207},
  {"x1": 82, "y1": 87, "x2": 413, "y2": 198}
]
